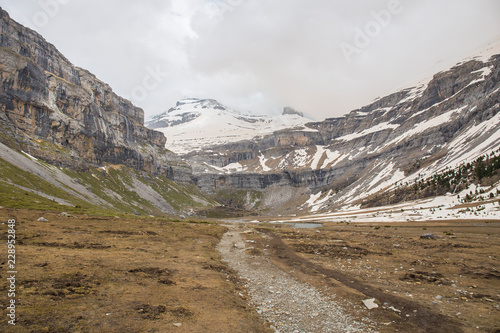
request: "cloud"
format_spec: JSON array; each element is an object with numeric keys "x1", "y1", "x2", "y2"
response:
[{"x1": 1, "y1": 0, "x2": 499, "y2": 120}]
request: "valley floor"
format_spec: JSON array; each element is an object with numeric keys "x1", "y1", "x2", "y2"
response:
[
  {"x1": 218, "y1": 224, "x2": 377, "y2": 332},
  {"x1": 0, "y1": 209, "x2": 269, "y2": 333},
  {"x1": 226, "y1": 218, "x2": 500, "y2": 333},
  {"x1": 1, "y1": 208, "x2": 499, "y2": 332}
]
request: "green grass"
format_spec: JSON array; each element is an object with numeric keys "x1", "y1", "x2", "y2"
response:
[
  {"x1": 215, "y1": 189, "x2": 263, "y2": 209},
  {"x1": 0, "y1": 155, "x2": 217, "y2": 217}
]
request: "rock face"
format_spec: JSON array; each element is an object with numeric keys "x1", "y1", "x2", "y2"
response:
[
  {"x1": 1, "y1": 6, "x2": 499, "y2": 215},
  {"x1": 181, "y1": 52, "x2": 500, "y2": 211},
  {"x1": 0, "y1": 8, "x2": 174, "y2": 175},
  {"x1": 282, "y1": 106, "x2": 304, "y2": 117}
]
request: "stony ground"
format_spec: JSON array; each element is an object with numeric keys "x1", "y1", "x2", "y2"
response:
[
  {"x1": 218, "y1": 224, "x2": 377, "y2": 333},
  {"x1": 219, "y1": 219, "x2": 500, "y2": 333},
  {"x1": 1, "y1": 208, "x2": 498, "y2": 332}
]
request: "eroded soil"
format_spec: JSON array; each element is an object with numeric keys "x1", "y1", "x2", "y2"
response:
[
  {"x1": 238, "y1": 220, "x2": 500, "y2": 333},
  {"x1": 0, "y1": 209, "x2": 270, "y2": 333},
  {"x1": 1, "y1": 207, "x2": 498, "y2": 332},
  {"x1": 218, "y1": 224, "x2": 378, "y2": 332}
]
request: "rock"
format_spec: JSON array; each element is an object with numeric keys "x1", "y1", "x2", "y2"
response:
[
  {"x1": 60, "y1": 212, "x2": 71, "y2": 217},
  {"x1": 37, "y1": 217, "x2": 48, "y2": 222},
  {"x1": 420, "y1": 233, "x2": 436, "y2": 240},
  {"x1": 173, "y1": 323, "x2": 182, "y2": 327},
  {"x1": 282, "y1": 106, "x2": 304, "y2": 117},
  {"x1": 2, "y1": 6, "x2": 500, "y2": 218},
  {"x1": 362, "y1": 298, "x2": 379, "y2": 310},
  {"x1": 435, "y1": 295, "x2": 443, "y2": 300},
  {"x1": 166, "y1": 53, "x2": 500, "y2": 211},
  {"x1": 0, "y1": 8, "x2": 179, "y2": 178},
  {"x1": 388, "y1": 306, "x2": 401, "y2": 313}
]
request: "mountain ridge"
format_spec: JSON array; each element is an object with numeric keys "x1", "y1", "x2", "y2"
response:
[
  {"x1": 0, "y1": 7, "x2": 176, "y2": 174},
  {"x1": 0, "y1": 7, "x2": 212, "y2": 215},
  {"x1": 0, "y1": 5, "x2": 499, "y2": 217},
  {"x1": 146, "y1": 98, "x2": 314, "y2": 154},
  {"x1": 176, "y1": 52, "x2": 500, "y2": 214}
]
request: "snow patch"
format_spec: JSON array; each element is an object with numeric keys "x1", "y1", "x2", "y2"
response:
[
  {"x1": 320, "y1": 150, "x2": 346, "y2": 169},
  {"x1": 148, "y1": 99, "x2": 313, "y2": 154},
  {"x1": 310, "y1": 146, "x2": 325, "y2": 170},
  {"x1": 397, "y1": 84, "x2": 427, "y2": 105},
  {"x1": 466, "y1": 66, "x2": 494, "y2": 87},
  {"x1": 305, "y1": 190, "x2": 334, "y2": 212},
  {"x1": 259, "y1": 154, "x2": 271, "y2": 172},
  {"x1": 335, "y1": 122, "x2": 399, "y2": 142},
  {"x1": 386, "y1": 106, "x2": 468, "y2": 147}
]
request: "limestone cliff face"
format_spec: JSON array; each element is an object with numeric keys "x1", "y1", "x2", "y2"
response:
[
  {"x1": 0, "y1": 8, "x2": 171, "y2": 174},
  {"x1": 183, "y1": 53, "x2": 500, "y2": 209},
  {"x1": 2, "y1": 7, "x2": 499, "y2": 214}
]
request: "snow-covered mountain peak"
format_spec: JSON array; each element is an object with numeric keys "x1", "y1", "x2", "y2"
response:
[
  {"x1": 146, "y1": 99, "x2": 314, "y2": 154},
  {"x1": 168, "y1": 98, "x2": 228, "y2": 113}
]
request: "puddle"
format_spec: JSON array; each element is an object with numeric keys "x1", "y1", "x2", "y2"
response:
[{"x1": 285, "y1": 223, "x2": 323, "y2": 229}]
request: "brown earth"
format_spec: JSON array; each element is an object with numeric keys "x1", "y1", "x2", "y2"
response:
[
  {"x1": 1, "y1": 207, "x2": 499, "y2": 332},
  {"x1": 0, "y1": 209, "x2": 271, "y2": 333},
  {"x1": 241, "y1": 220, "x2": 500, "y2": 333}
]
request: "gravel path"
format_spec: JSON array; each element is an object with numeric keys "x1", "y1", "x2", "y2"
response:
[{"x1": 218, "y1": 224, "x2": 378, "y2": 333}]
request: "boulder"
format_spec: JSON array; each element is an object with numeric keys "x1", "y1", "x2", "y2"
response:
[{"x1": 420, "y1": 233, "x2": 436, "y2": 240}]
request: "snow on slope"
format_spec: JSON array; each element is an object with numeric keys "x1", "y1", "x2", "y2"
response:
[
  {"x1": 335, "y1": 122, "x2": 399, "y2": 142},
  {"x1": 296, "y1": 50, "x2": 500, "y2": 213},
  {"x1": 384, "y1": 106, "x2": 468, "y2": 148},
  {"x1": 270, "y1": 189, "x2": 500, "y2": 224},
  {"x1": 147, "y1": 98, "x2": 313, "y2": 154},
  {"x1": 274, "y1": 182, "x2": 500, "y2": 224}
]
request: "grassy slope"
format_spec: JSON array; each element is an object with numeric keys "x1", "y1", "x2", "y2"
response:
[{"x1": 0, "y1": 155, "x2": 217, "y2": 217}]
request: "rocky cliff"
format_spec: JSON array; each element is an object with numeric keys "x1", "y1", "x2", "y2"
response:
[
  {"x1": 1, "y1": 6, "x2": 499, "y2": 215},
  {"x1": 0, "y1": 8, "x2": 178, "y2": 175},
  {"x1": 181, "y1": 51, "x2": 500, "y2": 212}
]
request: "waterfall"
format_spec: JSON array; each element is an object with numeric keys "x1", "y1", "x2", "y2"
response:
[{"x1": 124, "y1": 116, "x2": 131, "y2": 142}]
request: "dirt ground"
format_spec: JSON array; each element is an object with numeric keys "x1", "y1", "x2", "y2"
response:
[
  {"x1": 240, "y1": 219, "x2": 500, "y2": 333},
  {"x1": 0, "y1": 209, "x2": 270, "y2": 333},
  {"x1": 1, "y1": 208, "x2": 499, "y2": 332}
]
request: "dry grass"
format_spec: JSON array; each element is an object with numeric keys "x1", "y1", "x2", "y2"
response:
[
  {"x1": 0, "y1": 209, "x2": 270, "y2": 333},
  {"x1": 265, "y1": 220, "x2": 500, "y2": 333}
]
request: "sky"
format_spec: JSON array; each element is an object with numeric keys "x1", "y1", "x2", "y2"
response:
[{"x1": 1, "y1": 1, "x2": 500, "y2": 120}]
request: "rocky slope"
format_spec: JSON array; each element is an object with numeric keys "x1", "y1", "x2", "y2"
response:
[
  {"x1": 147, "y1": 98, "x2": 313, "y2": 154},
  {"x1": 0, "y1": 7, "x2": 183, "y2": 176},
  {"x1": 0, "y1": 141, "x2": 215, "y2": 216},
  {"x1": 0, "y1": 7, "x2": 210, "y2": 214},
  {"x1": 179, "y1": 48, "x2": 500, "y2": 213},
  {"x1": 1, "y1": 6, "x2": 499, "y2": 216}
]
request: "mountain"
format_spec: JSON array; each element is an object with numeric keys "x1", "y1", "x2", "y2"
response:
[
  {"x1": 0, "y1": 7, "x2": 211, "y2": 215},
  {"x1": 146, "y1": 98, "x2": 313, "y2": 154},
  {"x1": 1, "y1": 5, "x2": 499, "y2": 217},
  {"x1": 176, "y1": 47, "x2": 500, "y2": 214},
  {"x1": 0, "y1": 7, "x2": 186, "y2": 176}
]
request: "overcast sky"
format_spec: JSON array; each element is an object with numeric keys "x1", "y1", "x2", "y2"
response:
[{"x1": 1, "y1": 1, "x2": 500, "y2": 120}]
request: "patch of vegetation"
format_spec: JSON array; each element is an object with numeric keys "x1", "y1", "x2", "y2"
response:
[
  {"x1": 35, "y1": 139, "x2": 73, "y2": 158},
  {"x1": 0, "y1": 154, "x2": 216, "y2": 216},
  {"x1": 214, "y1": 189, "x2": 263, "y2": 209},
  {"x1": 0, "y1": 156, "x2": 95, "y2": 212},
  {"x1": 147, "y1": 174, "x2": 218, "y2": 210},
  {"x1": 362, "y1": 149, "x2": 500, "y2": 208},
  {"x1": 61, "y1": 167, "x2": 155, "y2": 216},
  {"x1": 0, "y1": 210, "x2": 270, "y2": 332},
  {"x1": 63, "y1": 166, "x2": 218, "y2": 215}
]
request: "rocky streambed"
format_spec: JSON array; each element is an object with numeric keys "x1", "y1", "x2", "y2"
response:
[{"x1": 218, "y1": 223, "x2": 377, "y2": 333}]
